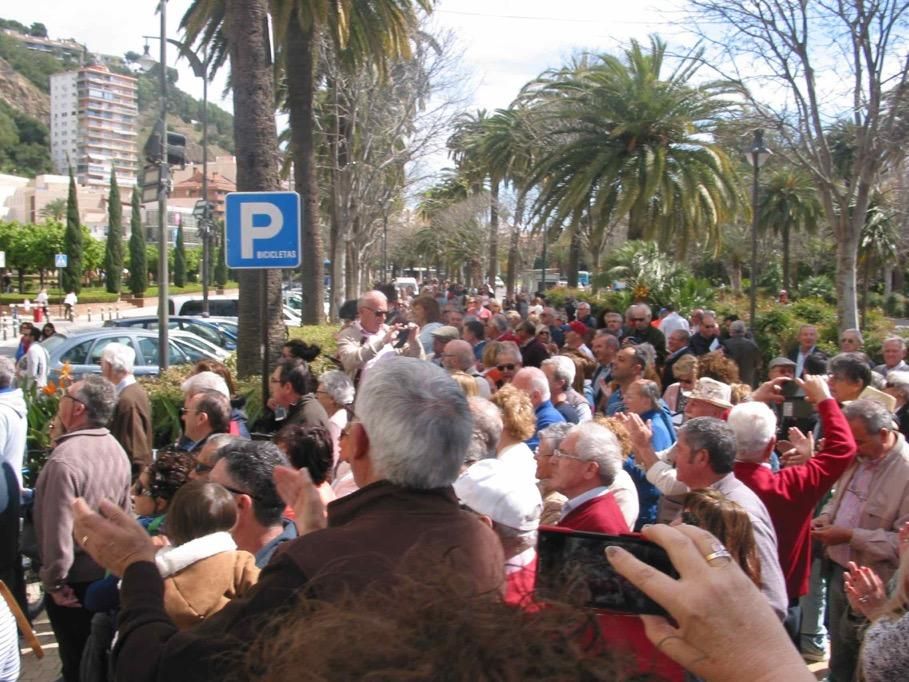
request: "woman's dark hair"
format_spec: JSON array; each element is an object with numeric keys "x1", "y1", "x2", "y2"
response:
[
  {"x1": 411, "y1": 295, "x2": 441, "y2": 323},
  {"x1": 193, "y1": 360, "x2": 237, "y2": 396},
  {"x1": 146, "y1": 449, "x2": 195, "y2": 503},
  {"x1": 42, "y1": 323, "x2": 56, "y2": 338},
  {"x1": 282, "y1": 339, "x2": 321, "y2": 362},
  {"x1": 273, "y1": 424, "x2": 334, "y2": 484},
  {"x1": 276, "y1": 357, "x2": 318, "y2": 396},
  {"x1": 682, "y1": 488, "x2": 761, "y2": 587},
  {"x1": 165, "y1": 480, "x2": 237, "y2": 546},
  {"x1": 339, "y1": 299, "x2": 358, "y2": 322}
]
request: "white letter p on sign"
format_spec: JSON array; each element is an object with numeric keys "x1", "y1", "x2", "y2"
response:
[{"x1": 240, "y1": 202, "x2": 283, "y2": 258}]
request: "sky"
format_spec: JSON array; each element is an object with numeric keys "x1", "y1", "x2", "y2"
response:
[{"x1": 2, "y1": 0, "x2": 696, "y2": 114}]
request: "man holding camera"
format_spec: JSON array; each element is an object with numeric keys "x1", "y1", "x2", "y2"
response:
[{"x1": 337, "y1": 290, "x2": 424, "y2": 385}]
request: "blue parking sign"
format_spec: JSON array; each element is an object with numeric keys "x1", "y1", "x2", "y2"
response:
[{"x1": 225, "y1": 192, "x2": 302, "y2": 269}]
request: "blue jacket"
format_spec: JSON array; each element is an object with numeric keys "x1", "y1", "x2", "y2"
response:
[
  {"x1": 625, "y1": 407, "x2": 676, "y2": 529},
  {"x1": 526, "y1": 400, "x2": 566, "y2": 451}
]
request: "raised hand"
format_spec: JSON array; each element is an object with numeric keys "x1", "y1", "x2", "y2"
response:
[{"x1": 274, "y1": 465, "x2": 327, "y2": 536}]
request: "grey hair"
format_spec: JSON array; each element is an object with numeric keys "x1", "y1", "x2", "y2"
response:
[
  {"x1": 358, "y1": 290, "x2": 387, "y2": 309},
  {"x1": 885, "y1": 371, "x2": 909, "y2": 402},
  {"x1": 100, "y1": 342, "x2": 135, "y2": 373},
  {"x1": 204, "y1": 433, "x2": 236, "y2": 452},
  {"x1": 489, "y1": 314, "x2": 510, "y2": 334},
  {"x1": 465, "y1": 397, "x2": 502, "y2": 465},
  {"x1": 637, "y1": 343, "x2": 657, "y2": 369},
  {"x1": 843, "y1": 399, "x2": 896, "y2": 434},
  {"x1": 319, "y1": 370, "x2": 355, "y2": 406},
  {"x1": 828, "y1": 353, "x2": 872, "y2": 388},
  {"x1": 679, "y1": 417, "x2": 737, "y2": 475},
  {"x1": 670, "y1": 329, "x2": 691, "y2": 343},
  {"x1": 632, "y1": 303, "x2": 653, "y2": 321},
  {"x1": 542, "y1": 355, "x2": 576, "y2": 388},
  {"x1": 74, "y1": 374, "x2": 117, "y2": 427},
  {"x1": 633, "y1": 379, "x2": 662, "y2": 411},
  {"x1": 594, "y1": 331, "x2": 620, "y2": 349},
  {"x1": 496, "y1": 341, "x2": 522, "y2": 365},
  {"x1": 0, "y1": 357, "x2": 15, "y2": 389},
  {"x1": 571, "y1": 422, "x2": 622, "y2": 487},
  {"x1": 870, "y1": 371, "x2": 886, "y2": 390},
  {"x1": 515, "y1": 367, "x2": 551, "y2": 402},
  {"x1": 727, "y1": 401, "x2": 777, "y2": 462},
  {"x1": 539, "y1": 421, "x2": 573, "y2": 451},
  {"x1": 883, "y1": 336, "x2": 907, "y2": 350},
  {"x1": 356, "y1": 357, "x2": 470, "y2": 488},
  {"x1": 182, "y1": 371, "x2": 230, "y2": 399},
  {"x1": 842, "y1": 328, "x2": 864, "y2": 344},
  {"x1": 729, "y1": 320, "x2": 747, "y2": 337}
]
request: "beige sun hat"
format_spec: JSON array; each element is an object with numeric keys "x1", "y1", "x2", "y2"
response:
[{"x1": 688, "y1": 377, "x2": 733, "y2": 409}]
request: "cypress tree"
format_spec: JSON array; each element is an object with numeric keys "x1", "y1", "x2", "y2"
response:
[
  {"x1": 174, "y1": 221, "x2": 186, "y2": 287},
  {"x1": 62, "y1": 169, "x2": 83, "y2": 294},
  {"x1": 214, "y1": 221, "x2": 227, "y2": 287},
  {"x1": 128, "y1": 188, "x2": 147, "y2": 296},
  {"x1": 104, "y1": 168, "x2": 124, "y2": 293}
]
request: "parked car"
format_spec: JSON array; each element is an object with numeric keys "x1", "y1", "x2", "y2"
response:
[
  {"x1": 103, "y1": 316, "x2": 237, "y2": 351},
  {"x1": 44, "y1": 328, "x2": 224, "y2": 380},
  {"x1": 168, "y1": 295, "x2": 239, "y2": 317}
]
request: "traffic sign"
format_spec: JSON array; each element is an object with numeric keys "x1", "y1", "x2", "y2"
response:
[
  {"x1": 55, "y1": 254, "x2": 68, "y2": 269},
  {"x1": 224, "y1": 192, "x2": 302, "y2": 270}
]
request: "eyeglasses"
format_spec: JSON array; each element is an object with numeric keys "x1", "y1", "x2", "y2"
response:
[
  {"x1": 630, "y1": 318, "x2": 645, "y2": 322},
  {"x1": 62, "y1": 393, "x2": 86, "y2": 408},
  {"x1": 179, "y1": 407, "x2": 199, "y2": 415},
  {"x1": 362, "y1": 307, "x2": 388, "y2": 317},
  {"x1": 193, "y1": 460, "x2": 214, "y2": 474},
  {"x1": 552, "y1": 448, "x2": 585, "y2": 462},
  {"x1": 133, "y1": 481, "x2": 154, "y2": 498},
  {"x1": 538, "y1": 331, "x2": 550, "y2": 337},
  {"x1": 221, "y1": 483, "x2": 263, "y2": 503},
  {"x1": 497, "y1": 363, "x2": 517, "y2": 372}
]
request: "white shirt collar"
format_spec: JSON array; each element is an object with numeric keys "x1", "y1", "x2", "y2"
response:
[
  {"x1": 558, "y1": 486, "x2": 610, "y2": 521},
  {"x1": 115, "y1": 374, "x2": 136, "y2": 396},
  {"x1": 505, "y1": 547, "x2": 537, "y2": 574}
]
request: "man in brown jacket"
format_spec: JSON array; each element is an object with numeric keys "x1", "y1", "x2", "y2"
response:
[
  {"x1": 35, "y1": 375, "x2": 131, "y2": 682},
  {"x1": 101, "y1": 343, "x2": 152, "y2": 475},
  {"x1": 73, "y1": 357, "x2": 504, "y2": 682}
]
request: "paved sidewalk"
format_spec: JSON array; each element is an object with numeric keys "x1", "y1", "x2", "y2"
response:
[{"x1": 19, "y1": 612, "x2": 60, "y2": 682}]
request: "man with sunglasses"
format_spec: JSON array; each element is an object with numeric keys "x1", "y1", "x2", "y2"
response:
[
  {"x1": 337, "y1": 290, "x2": 423, "y2": 385},
  {"x1": 34, "y1": 375, "x2": 131, "y2": 682}
]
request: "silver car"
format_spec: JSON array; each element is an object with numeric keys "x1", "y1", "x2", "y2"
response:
[{"x1": 44, "y1": 328, "x2": 226, "y2": 380}]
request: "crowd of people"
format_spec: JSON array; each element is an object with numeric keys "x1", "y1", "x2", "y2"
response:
[{"x1": 2, "y1": 281, "x2": 909, "y2": 681}]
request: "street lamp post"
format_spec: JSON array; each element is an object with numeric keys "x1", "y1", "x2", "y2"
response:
[
  {"x1": 155, "y1": 2, "x2": 169, "y2": 370},
  {"x1": 746, "y1": 129, "x2": 772, "y2": 329},
  {"x1": 142, "y1": 36, "x2": 210, "y2": 316}
]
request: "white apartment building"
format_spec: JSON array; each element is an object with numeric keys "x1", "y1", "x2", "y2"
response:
[{"x1": 49, "y1": 64, "x2": 138, "y2": 188}]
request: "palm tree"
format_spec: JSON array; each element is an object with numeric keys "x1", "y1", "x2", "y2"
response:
[
  {"x1": 39, "y1": 198, "x2": 67, "y2": 221},
  {"x1": 520, "y1": 36, "x2": 743, "y2": 257},
  {"x1": 269, "y1": 0, "x2": 431, "y2": 321},
  {"x1": 758, "y1": 168, "x2": 822, "y2": 293},
  {"x1": 859, "y1": 201, "x2": 898, "y2": 323},
  {"x1": 183, "y1": 0, "x2": 285, "y2": 377}
]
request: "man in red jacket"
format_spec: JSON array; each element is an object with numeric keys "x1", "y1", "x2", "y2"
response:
[
  {"x1": 727, "y1": 374, "x2": 856, "y2": 645},
  {"x1": 550, "y1": 422, "x2": 629, "y2": 534}
]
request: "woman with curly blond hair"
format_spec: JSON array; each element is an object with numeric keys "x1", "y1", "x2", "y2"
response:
[
  {"x1": 489, "y1": 385, "x2": 536, "y2": 479},
  {"x1": 698, "y1": 350, "x2": 740, "y2": 385}
]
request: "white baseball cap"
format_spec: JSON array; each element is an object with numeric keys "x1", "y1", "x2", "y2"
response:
[{"x1": 453, "y1": 459, "x2": 543, "y2": 531}]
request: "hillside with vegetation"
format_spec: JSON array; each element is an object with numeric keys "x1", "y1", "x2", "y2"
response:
[{"x1": 0, "y1": 17, "x2": 234, "y2": 178}]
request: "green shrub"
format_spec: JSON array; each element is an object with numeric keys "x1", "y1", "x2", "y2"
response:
[{"x1": 800, "y1": 275, "x2": 836, "y2": 303}]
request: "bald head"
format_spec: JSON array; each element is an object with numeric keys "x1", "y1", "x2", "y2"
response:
[
  {"x1": 512, "y1": 367, "x2": 551, "y2": 407},
  {"x1": 442, "y1": 339, "x2": 475, "y2": 372}
]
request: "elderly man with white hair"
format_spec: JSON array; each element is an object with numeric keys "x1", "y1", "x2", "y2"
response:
[
  {"x1": 541, "y1": 356, "x2": 591, "y2": 424},
  {"x1": 728, "y1": 376, "x2": 857, "y2": 645},
  {"x1": 874, "y1": 336, "x2": 909, "y2": 378},
  {"x1": 511, "y1": 367, "x2": 565, "y2": 451},
  {"x1": 336, "y1": 289, "x2": 423, "y2": 385},
  {"x1": 622, "y1": 303, "x2": 667, "y2": 364},
  {"x1": 454, "y1": 458, "x2": 543, "y2": 608},
  {"x1": 102, "y1": 342, "x2": 153, "y2": 473},
  {"x1": 548, "y1": 422, "x2": 629, "y2": 534}
]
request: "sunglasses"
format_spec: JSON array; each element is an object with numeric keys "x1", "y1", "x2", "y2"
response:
[
  {"x1": 221, "y1": 483, "x2": 264, "y2": 503},
  {"x1": 497, "y1": 363, "x2": 517, "y2": 371}
]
